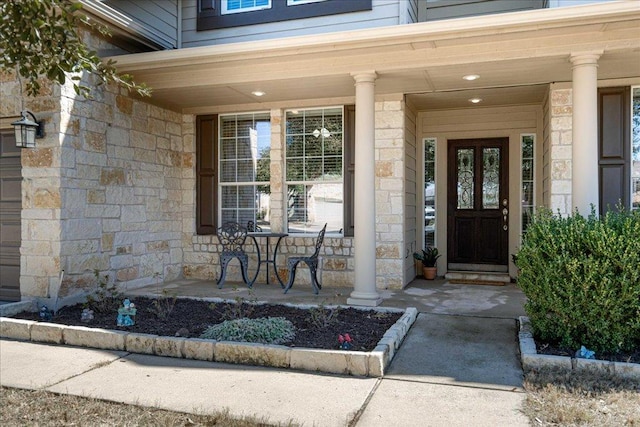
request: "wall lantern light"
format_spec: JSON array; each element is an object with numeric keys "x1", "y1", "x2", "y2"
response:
[{"x1": 12, "y1": 110, "x2": 45, "y2": 148}]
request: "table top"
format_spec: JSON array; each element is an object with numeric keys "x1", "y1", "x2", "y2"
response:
[{"x1": 248, "y1": 232, "x2": 288, "y2": 238}]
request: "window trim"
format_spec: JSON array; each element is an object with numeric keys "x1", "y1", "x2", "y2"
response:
[
  {"x1": 284, "y1": 106, "x2": 345, "y2": 236},
  {"x1": 218, "y1": 111, "x2": 272, "y2": 227},
  {"x1": 287, "y1": 0, "x2": 326, "y2": 5},
  {"x1": 222, "y1": 0, "x2": 271, "y2": 15},
  {"x1": 196, "y1": 107, "x2": 354, "y2": 236},
  {"x1": 198, "y1": 0, "x2": 372, "y2": 31}
]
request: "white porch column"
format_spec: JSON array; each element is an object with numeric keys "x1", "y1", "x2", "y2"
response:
[
  {"x1": 348, "y1": 72, "x2": 382, "y2": 307},
  {"x1": 570, "y1": 52, "x2": 601, "y2": 215}
]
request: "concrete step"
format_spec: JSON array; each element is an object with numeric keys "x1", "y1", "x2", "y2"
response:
[{"x1": 445, "y1": 271, "x2": 512, "y2": 285}]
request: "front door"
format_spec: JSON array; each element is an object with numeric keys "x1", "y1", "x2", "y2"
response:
[{"x1": 447, "y1": 138, "x2": 509, "y2": 272}]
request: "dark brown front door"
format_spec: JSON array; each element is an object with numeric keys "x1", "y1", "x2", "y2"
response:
[{"x1": 447, "y1": 138, "x2": 509, "y2": 272}]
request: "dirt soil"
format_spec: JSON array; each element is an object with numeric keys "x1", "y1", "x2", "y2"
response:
[{"x1": 14, "y1": 297, "x2": 402, "y2": 352}]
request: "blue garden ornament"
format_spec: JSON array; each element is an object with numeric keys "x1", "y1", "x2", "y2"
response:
[
  {"x1": 39, "y1": 305, "x2": 52, "y2": 321},
  {"x1": 575, "y1": 345, "x2": 595, "y2": 359},
  {"x1": 117, "y1": 299, "x2": 137, "y2": 326}
]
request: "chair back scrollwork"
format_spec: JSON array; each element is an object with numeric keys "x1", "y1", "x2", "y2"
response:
[
  {"x1": 217, "y1": 222, "x2": 248, "y2": 253},
  {"x1": 312, "y1": 223, "x2": 327, "y2": 257}
]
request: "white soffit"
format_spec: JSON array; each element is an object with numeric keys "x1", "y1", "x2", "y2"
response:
[{"x1": 110, "y1": 1, "x2": 640, "y2": 112}]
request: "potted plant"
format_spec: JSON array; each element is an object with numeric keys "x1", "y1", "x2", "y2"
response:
[{"x1": 413, "y1": 246, "x2": 440, "y2": 280}]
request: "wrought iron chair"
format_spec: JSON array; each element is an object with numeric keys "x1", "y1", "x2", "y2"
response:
[
  {"x1": 216, "y1": 222, "x2": 251, "y2": 288},
  {"x1": 283, "y1": 223, "x2": 327, "y2": 294}
]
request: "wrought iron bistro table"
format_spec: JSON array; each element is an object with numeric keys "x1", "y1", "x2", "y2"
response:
[{"x1": 247, "y1": 232, "x2": 288, "y2": 287}]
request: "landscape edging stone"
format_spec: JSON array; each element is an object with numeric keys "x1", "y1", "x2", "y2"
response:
[
  {"x1": 0, "y1": 304, "x2": 417, "y2": 377},
  {"x1": 518, "y1": 315, "x2": 640, "y2": 380}
]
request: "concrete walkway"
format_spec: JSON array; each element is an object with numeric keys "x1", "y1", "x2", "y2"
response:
[{"x1": 1, "y1": 280, "x2": 530, "y2": 426}]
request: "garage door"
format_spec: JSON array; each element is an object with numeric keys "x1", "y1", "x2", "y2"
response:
[{"x1": 0, "y1": 131, "x2": 21, "y2": 301}]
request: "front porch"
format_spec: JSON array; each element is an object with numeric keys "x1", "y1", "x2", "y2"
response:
[{"x1": 126, "y1": 278, "x2": 527, "y2": 319}]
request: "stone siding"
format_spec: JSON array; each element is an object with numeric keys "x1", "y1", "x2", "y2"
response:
[
  {"x1": 548, "y1": 85, "x2": 573, "y2": 215},
  {"x1": 9, "y1": 57, "x2": 411, "y2": 300},
  {"x1": 5, "y1": 31, "x2": 192, "y2": 303},
  {"x1": 375, "y1": 99, "x2": 407, "y2": 289},
  {"x1": 54, "y1": 80, "x2": 191, "y2": 297}
]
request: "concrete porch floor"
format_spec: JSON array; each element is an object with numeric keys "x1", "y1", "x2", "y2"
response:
[{"x1": 127, "y1": 277, "x2": 527, "y2": 319}]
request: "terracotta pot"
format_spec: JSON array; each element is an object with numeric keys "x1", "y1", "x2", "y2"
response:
[{"x1": 422, "y1": 266, "x2": 437, "y2": 280}]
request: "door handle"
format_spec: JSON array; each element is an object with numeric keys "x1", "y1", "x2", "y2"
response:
[{"x1": 502, "y1": 199, "x2": 508, "y2": 231}]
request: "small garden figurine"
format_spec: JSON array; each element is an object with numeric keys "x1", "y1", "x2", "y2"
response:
[
  {"x1": 39, "y1": 305, "x2": 52, "y2": 321},
  {"x1": 116, "y1": 299, "x2": 137, "y2": 327},
  {"x1": 80, "y1": 308, "x2": 94, "y2": 322},
  {"x1": 338, "y1": 333, "x2": 353, "y2": 350},
  {"x1": 575, "y1": 345, "x2": 595, "y2": 359}
]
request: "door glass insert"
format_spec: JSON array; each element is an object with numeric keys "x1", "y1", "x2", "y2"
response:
[
  {"x1": 457, "y1": 148, "x2": 474, "y2": 209},
  {"x1": 482, "y1": 147, "x2": 500, "y2": 209}
]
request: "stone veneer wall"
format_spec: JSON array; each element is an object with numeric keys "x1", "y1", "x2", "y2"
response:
[
  {"x1": 183, "y1": 99, "x2": 409, "y2": 290},
  {"x1": 1, "y1": 70, "x2": 62, "y2": 301},
  {"x1": 375, "y1": 98, "x2": 407, "y2": 289},
  {"x1": 542, "y1": 88, "x2": 551, "y2": 207},
  {"x1": 5, "y1": 34, "x2": 192, "y2": 303},
  {"x1": 548, "y1": 84, "x2": 573, "y2": 215}
]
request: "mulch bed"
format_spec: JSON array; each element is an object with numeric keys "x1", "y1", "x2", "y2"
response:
[
  {"x1": 13, "y1": 297, "x2": 402, "y2": 352},
  {"x1": 535, "y1": 341, "x2": 640, "y2": 364}
]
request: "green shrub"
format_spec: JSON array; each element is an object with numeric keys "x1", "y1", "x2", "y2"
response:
[
  {"x1": 200, "y1": 317, "x2": 296, "y2": 345},
  {"x1": 84, "y1": 270, "x2": 123, "y2": 314},
  {"x1": 515, "y1": 208, "x2": 640, "y2": 354}
]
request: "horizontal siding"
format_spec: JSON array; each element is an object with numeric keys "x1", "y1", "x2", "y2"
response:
[
  {"x1": 421, "y1": 107, "x2": 539, "y2": 133},
  {"x1": 106, "y1": 0, "x2": 178, "y2": 48},
  {"x1": 418, "y1": 0, "x2": 545, "y2": 22},
  {"x1": 182, "y1": 0, "x2": 401, "y2": 48},
  {"x1": 407, "y1": 0, "x2": 419, "y2": 24},
  {"x1": 404, "y1": 101, "x2": 418, "y2": 285}
]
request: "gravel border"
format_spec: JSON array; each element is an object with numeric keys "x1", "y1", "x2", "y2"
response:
[
  {"x1": 0, "y1": 299, "x2": 418, "y2": 377},
  {"x1": 518, "y1": 316, "x2": 640, "y2": 380}
]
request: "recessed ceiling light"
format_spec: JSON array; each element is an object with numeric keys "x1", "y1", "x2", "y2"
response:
[
  {"x1": 469, "y1": 98, "x2": 482, "y2": 104},
  {"x1": 463, "y1": 74, "x2": 480, "y2": 81},
  {"x1": 251, "y1": 91, "x2": 265, "y2": 97}
]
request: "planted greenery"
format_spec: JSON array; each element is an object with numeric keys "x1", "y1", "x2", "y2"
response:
[
  {"x1": 200, "y1": 317, "x2": 296, "y2": 345},
  {"x1": 84, "y1": 270, "x2": 123, "y2": 314},
  {"x1": 0, "y1": 0, "x2": 149, "y2": 97},
  {"x1": 515, "y1": 208, "x2": 640, "y2": 354}
]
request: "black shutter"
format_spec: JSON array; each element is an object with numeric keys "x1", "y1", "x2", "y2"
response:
[
  {"x1": 598, "y1": 87, "x2": 630, "y2": 214},
  {"x1": 196, "y1": 115, "x2": 218, "y2": 234}
]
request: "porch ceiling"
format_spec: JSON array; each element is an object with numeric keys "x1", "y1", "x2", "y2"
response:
[{"x1": 111, "y1": 2, "x2": 640, "y2": 113}]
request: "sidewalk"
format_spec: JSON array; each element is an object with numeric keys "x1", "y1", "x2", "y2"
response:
[{"x1": 1, "y1": 281, "x2": 530, "y2": 426}]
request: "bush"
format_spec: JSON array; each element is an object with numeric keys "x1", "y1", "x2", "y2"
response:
[
  {"x1": 84, "y1": 270, "x2": 123, "y2": 314},
  {"x1": 200, "y1": 317, "x2": 296, "y2": 345},
  {"x1": 515, "y1": 208, "x2": 640, "y2": 354}
]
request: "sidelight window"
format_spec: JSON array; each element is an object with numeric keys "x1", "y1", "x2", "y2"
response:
[
  {"x1": 424, "y1": 138, "x2": 436, "y2": 247},
  {"x1": 521, "y1": 134, "x2": 535, "y2": 232}
]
